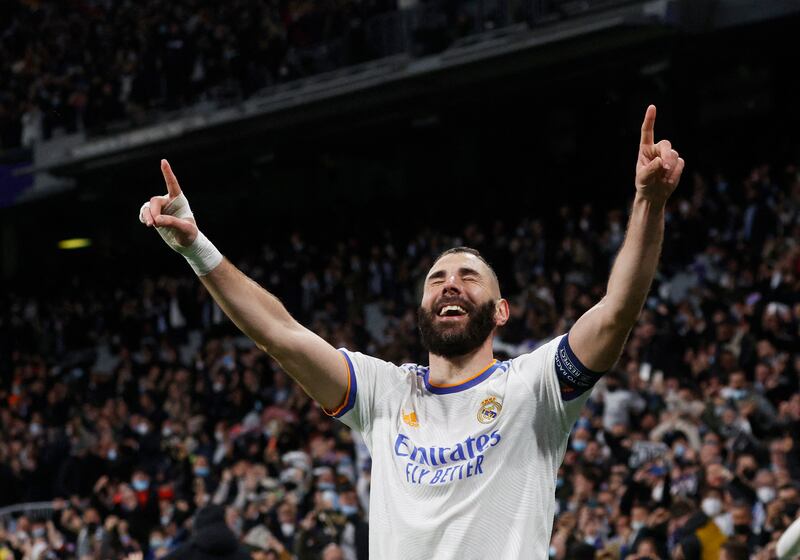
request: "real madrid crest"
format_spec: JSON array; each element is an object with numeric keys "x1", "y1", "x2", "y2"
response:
[{"x1": 477, "y1": 396, "x2": 502, "y2": 424}]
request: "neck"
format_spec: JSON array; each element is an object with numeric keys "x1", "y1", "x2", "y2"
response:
[{"x1": 427, "y1": 338, "x2": 495, "y2": 385}]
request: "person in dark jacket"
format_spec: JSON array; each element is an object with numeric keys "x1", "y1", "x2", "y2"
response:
[
  {"x1": 163, "y1": 504, "x2": 250, "y2": 560},
  {"x1": 670, "y1": 498, "x2": 726, "y2": 560}
]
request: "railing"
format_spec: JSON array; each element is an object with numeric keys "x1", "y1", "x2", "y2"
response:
[
  {"x1": 26, "y1": 0, "x2": 675, "y2": 175},
  {"x1": 0, "y1": 502, "x2": 56, "y2": 524},
  {"x1": 79, "y1": 0, "x2": 656, "y2": 139}
]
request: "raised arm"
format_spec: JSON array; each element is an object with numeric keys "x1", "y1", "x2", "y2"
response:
[
  {"x1": 568, "y1": 105, "x2": 685, "y2": 371},
  {"x1": 139, "y1": 160, "x2": 348, "y2": 412}
]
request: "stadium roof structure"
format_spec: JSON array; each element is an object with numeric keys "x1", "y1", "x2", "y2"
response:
[
  {"x1": 16, "y1": 0, "x2": 800, "y2": 199},
  {"x1": 28, "y1": 1, "x2": 679, "y2": 178}
]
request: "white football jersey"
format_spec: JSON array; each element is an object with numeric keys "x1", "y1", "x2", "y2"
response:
[{"x1": 326, "y1": 332, "x2": 598, "y2": 560}]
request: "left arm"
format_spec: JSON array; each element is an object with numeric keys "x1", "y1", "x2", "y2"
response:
[{"x1": 568, "y1": 105, "x2": 685, "y2": 372}]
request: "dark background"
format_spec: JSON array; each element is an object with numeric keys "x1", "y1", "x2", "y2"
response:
[{"x1": 2, "y1": 11, "x2": 799, "y2": 291}]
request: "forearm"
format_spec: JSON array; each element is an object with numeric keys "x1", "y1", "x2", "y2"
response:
[
  {"x1": 568, "y1": 195, "x2": 665, "y2": 371},
  {"x1": 565, "y1": 105, "x2": 681, "y2": 373},
  {"x1": 603, "y1": 194, "x2": 665, "y2": 324}
]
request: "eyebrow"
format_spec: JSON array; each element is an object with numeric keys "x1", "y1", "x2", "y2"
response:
[{"x1": 427, "y1": 267, "x2": 483, "y2": 282}]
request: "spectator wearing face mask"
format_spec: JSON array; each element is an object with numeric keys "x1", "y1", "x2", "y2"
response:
[
  {"x1": 701, "y1": 488, "x2": 731, "y2": 536},
  {"x1": 0, "y1": 157, "x2": 797, "y2": 559},
  {"x1": 670, "y1": 498, "x2": 727, "y2": 560},
  {"x1": 728, "y1": 501, "x2": 758, "y2": 554},
  {"x1": 76, "y1": 508, "x2": 104, "y2": 559}
]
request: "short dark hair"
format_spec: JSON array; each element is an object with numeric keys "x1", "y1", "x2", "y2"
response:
[
  {"x1": 720, "y1": 541, "x2": 749, "y2": 560},
  {"x1": 669, "y1": 497, "x2": 695, "y2": 518},
  {"x1": 432, "y1": 246, "x2": 499, "y2": 287}
]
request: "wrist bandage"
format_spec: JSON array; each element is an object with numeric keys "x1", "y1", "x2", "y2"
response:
[
  {"x1": 178, "y1": 231, "x2": 223, "y2": 276},
  {"x1": 139, "y1": 193, "x2": 223, "y2": 276}
]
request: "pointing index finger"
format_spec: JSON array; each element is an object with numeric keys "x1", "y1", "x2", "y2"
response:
[
  {"x1": 640, "y1": 105, "x2": 656, "y2": 146},
  {"x1": 161, "y1": 159, "x2": 182, "y2": 197}
]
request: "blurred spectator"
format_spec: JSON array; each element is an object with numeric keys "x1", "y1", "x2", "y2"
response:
[
  {"x1": 0, "y1": 0, "x2": 546, "y2": 151},
  {"x1": 162, "y1": 504, "x2": 250, "y2": 559}
]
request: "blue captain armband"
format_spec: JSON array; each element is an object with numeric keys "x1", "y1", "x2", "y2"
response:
[{"x1": 554, "y1": 333, "x2": 606, "y2": 401}]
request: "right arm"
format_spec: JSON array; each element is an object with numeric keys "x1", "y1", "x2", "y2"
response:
[
  {"x1": 198, "y1": 258, "x2": 348, "y2": 410},
  {"x1": 139, "y1": 159, "x2": 348, "y2": 412}
]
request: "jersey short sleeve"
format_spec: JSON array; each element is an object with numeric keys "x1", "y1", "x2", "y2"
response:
[
  {"x1": 322, "y1": 349, "x2": 404, "y2": 435},
  {"x1": 514, "y1": 332, "x2": 605, "y2": 433}
]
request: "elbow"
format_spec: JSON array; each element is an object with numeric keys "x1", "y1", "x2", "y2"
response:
[
  {"x1": 600, "y1": 299, "x2": 641, "y2": 330},
  {"x1": 608, "y1": 310, "x2": 639, "y2": 331},
  {"x1": 255, "y1": 321, "x2": 306, "y2": 361},
  {"x1": 256, "y1": 339, "x2": 289, "y2": 362}
]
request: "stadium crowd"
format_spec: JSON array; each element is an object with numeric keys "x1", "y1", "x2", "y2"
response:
[
  {"x1": 0, "y1": 0, "x2": 400, "y2": 150},
  {"x1": 0, "y1": 158, "x2": 799, "y2": 560},
  {"x1": 0, "y1": 0, "x2": 529, "y2": 151}
]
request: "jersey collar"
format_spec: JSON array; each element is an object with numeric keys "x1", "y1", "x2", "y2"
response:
[{"x1": 421, "y1": 359, "x2": 501, "y2": 395}]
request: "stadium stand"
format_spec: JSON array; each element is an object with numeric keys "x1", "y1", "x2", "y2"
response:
[
  {"x1": 0, "y1": 0, "x2": 549, "y2": 150},
  {"x1": 0, "y1": 156, "x2": 798, "y2": 558},
  {"x1": 0, "y1": 0, "x2": 676, "y2": 153},
  {"x1": 2, "y1": 0, "x2": 800, "y2": 559}
]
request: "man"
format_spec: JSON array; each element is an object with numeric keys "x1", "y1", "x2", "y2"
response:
[
  {"x1": 669, "y1": 498, "x2": 727, "y2": 560},
  {"x1": 139, "y1": 105, "x2": 684, "y2": 558}
]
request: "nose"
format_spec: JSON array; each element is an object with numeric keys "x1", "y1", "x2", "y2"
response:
[{"x1": 442, "y1": 274, "x2": 462, "y2": 294}]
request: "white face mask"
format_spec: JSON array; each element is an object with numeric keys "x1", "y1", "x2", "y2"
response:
[
  {"x1": 757, "y1": 487, "x2": 776, "y2": 504},
  {"x1": 631, "y1": 520, "x2": 646, "y2": 531},
  {"x1": 702, "y1": 497, "x2": 722, "y2": 517},
  {"x1": 281, "y1": 523, "x2": 295, "y2": 537}
]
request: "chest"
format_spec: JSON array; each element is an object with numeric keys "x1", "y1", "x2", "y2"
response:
[
  {"x1": 374, "y1": 367, "x2": 532, "y2": 451},
  {"x1": 369, "y1": 370, "x2": 542, "y2": 490}
]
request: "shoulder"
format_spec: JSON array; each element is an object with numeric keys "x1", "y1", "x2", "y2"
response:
[{"x1": 340, "y1": 349, "x2": 417, "y2": 380}]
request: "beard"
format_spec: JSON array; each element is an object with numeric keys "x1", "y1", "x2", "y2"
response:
[{"x1": 417, "y1": 299, "x2": 497, "y2": 358}]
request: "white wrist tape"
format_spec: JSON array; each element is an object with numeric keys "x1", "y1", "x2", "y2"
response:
[
  {"x1": 140, "y1": 193, "x2": 223, "y2": 276},
  {"x1": 176, "y1": 230, "x2": 223, "y2": 276}
]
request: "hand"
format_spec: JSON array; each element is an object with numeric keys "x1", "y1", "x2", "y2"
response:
[
  {"x1": 139, "y1": 160, "x2": 199, "y2": 249},
  {"x1": 647, "y1": 507, "x2": 670, "y2": 527},
  {"x1": 300, "y1": 511, "x2": 317, "y2": 531},
  {"x1": 93, "y1": 475, "x2": 109, "y2": 493},
  {"x1": 104, "y1": 515, "x2": 119, "y2": 531},
  {"x1": 738, "y1": 399, "x2": 757, "y2": 418},
  {"x1": 635, "y1": 105, "x2": 685, "y2": 206},
  {"x1": 266, "y1": 535, "x2": 286, "y2": 552},
  {"x1": 556, "y1": 511, "x2": 577, "y2": 533}
]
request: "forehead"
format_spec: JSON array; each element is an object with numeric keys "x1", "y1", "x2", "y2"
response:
[{"x1": 426, "y1": 252, "x2": 491, "y2": 279}]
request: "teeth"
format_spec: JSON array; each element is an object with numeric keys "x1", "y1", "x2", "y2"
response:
[{"x1": 439, "y1": 305, "x2": 466, "y2": 316}]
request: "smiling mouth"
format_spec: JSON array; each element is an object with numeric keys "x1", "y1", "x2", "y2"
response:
[{"x1": 437, "y1": 304, "x2": 468, "y2": 317}]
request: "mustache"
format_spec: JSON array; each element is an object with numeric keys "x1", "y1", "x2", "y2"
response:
[
  {"x1": 417, "y1": 299, "x2": 497, "y2": 358},
  {"x1": 432, "y1": 297, "x2": 474, "y2": 312}
]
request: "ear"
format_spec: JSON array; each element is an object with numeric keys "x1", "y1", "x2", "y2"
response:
[{"x1": 494, "y1": 299, "x2": 510, "y2": 327}]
